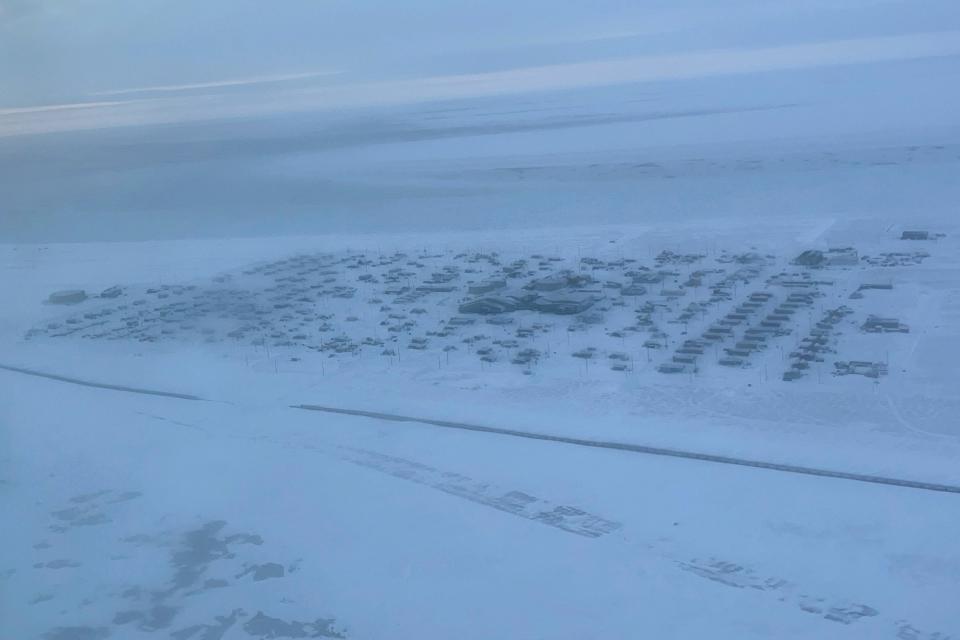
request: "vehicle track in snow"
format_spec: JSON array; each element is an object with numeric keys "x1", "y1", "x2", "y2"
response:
[
  {"x1": 0, "y1": 363, "x2": 204, "y2": 401},
  {"x1": 5, "y1": 361, "x2": 958, "y2": 495},
  {"x1": 293, "y1": 403, "x2": 960, "y2": 495}
]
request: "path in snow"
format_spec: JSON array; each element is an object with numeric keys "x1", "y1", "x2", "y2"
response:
[
  {"x1": 3, "y1": 361, "x2": 958, "y2": 495},
  {"x1": 0, "y1": 363, "x2": 204, "y2": 401},
  {"x1": 293, "y1": 404, "x2": 960, "y2": 495}
]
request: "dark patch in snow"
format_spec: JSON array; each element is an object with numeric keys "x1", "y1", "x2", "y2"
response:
[
  {"x1": 337, "y1": 447, "x2": 621, "y2": 538},
  {"x1": 111, "y1": 604, "x2": 179, "y2": 631},
  {"x1": 203, "y1": 578, "x2": 230, "y2": 589},
  {"x1": 226, "y1": 532, "x2": 265, "y2": 545},
  {"x1": 679, "y1": 558, "x2": 881, "y2": 627},
  {"x1": 170, "y1": 521, "x2": 235, "y2": 590},
  {"x1": 171, "y1": 608, "x2": 243, "y2": 640},
  {"x1": 40, "y1": 559, "x2": 81, "y2": 569},
  {"x1": 243, "y1": 611, "x2": 345, "y2": 638},
  {"x1": 49, "y1": 489, "x2": 143, "y2": 532},
  {"x1": 108, "y1": 490, "x2": 143, "y2": 503},
  {"x1": 111, "y1": 611, "x2": 142, "y2": 625},
  {"x1": 43, "y1": 627, "x2": 110, "y2": 640},
  {"x1": 109, "y1": 519, "x2": 296, "y2": 633},
  {"x1": 70, "y1": 490, "x2": 111, "y2": 504},
  {"x1": 51, "y1": 506, "x2": 111, "y2": 526},
  {"x1": 29, "y1": 492, "x2": 346, "y2": 639},
  {"x1": 895, "y1": 621, "x2": 954, "y2": 639},
  {"x1": 237, "y1": 562, "x2": 285, "y2": 582}
]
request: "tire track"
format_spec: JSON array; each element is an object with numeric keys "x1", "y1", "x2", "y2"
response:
[
  {"x1": 292, "y1": 404, "x2": 960, "y2": 495},
  {"x1": 6, "y1": 360, "x2": 957, "y2": 494},
  {"x1": 0, "y1": 363, "x2": 204, "y2": 401}
]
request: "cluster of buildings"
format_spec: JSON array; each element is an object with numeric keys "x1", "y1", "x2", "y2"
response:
[
  {"x1": 782, "y1": 305, "x2": 852, "y2": 381},
  {"x1": 29, "y1": 231, "x2": 933, "y2": 384}
]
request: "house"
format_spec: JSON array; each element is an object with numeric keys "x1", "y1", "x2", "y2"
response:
[
  {"x1": 632, "y1": 272, "x2": 665, "y2": 284},
  {"x1": 861, "y1": 315, "x2": 909, "y2": 333},
  {"x1": 792, "y1": 250, "x2": 825, "y2": 267},
  {"x1": 528, "y1": 291, "x2": 598, "y2": 315},
  {"x1": 526, "y1": 271, "x2": 591, "y2": 292},
  {"x1": 825, "y1": 247, "x2": 859, "y2": 266},
  {"x1": 468, "y1": 279, "x2": 506, "y2": 295},
  {"x1": 459, "y1": 289, "x2": 598, "y2": 316},
  {"x1": 620, "y1": 283, "x2": 647, "y2": 297},
  {"x1": 459, "y1": 295, "x2": 525, "y2": 315},
  {"x1": 834, "y1": 361, "x2": 888, "y2": 378},
  {"x1": 658, "y1": 362, "x2": 694, "y2": 374}
]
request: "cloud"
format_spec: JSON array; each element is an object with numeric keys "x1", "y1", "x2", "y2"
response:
[
  {"x1": 91, "y1": 70, "x2": 342, "y2": 97},
  {"x1": 0, "y1": 99, "x2": 143, "y2": 117},
  {"x1": 379, "y1": 30, "x2": 960, "y2": 100},
  {"x1": 3, "y1": 31, "x2": 959, "y2": 137}
]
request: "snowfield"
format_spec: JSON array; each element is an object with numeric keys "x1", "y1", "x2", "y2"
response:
[
  {"x1": 2, "y1": 216, "x2": 960, "y2": 639},
  {"x1": 4, "y1": 1, "x2": 960, "y2": 637}
]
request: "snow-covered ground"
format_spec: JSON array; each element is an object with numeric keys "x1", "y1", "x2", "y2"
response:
[
  {"x1": 3, "y1": 3, "x2": 960, "y2": 637},
  {"x1": 2, "y1": 215, "x2": 959, "y2": 639}
]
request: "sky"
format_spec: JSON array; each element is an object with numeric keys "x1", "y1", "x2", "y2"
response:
[
  {"x1": 1, "y1": 0, "x2": 959, "y2": 242},
  {"x1": 2, "y1": 0, "x2": 960, "y2": 135}
]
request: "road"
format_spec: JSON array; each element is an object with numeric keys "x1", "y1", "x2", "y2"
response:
[
  {"x1": 3, "y1": 361, "x2": 958, "y2": 495},
  {"x1": 294, "y1": 403, "x2": 960, "y2": 495}
]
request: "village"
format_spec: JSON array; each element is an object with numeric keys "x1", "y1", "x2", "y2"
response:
[{"x1": 26, "y1": 228, "x2": 943, "y2": 390}]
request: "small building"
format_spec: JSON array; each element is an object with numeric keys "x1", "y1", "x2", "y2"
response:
[
  {"x1": 632, "y1": 272, "x2": 665, "y2": 284},
  {"x1": 658, "y1": 362, "x2": 694, "y2": 374},
  {"x1": 834, "y1": 360, "x2": 888, "y2": 378},
  {"x1": 459, "y1": 295, "x2": 524, "y2": 315},
  {"x1": 862, "y1": 315, "x2": 909, "y2": 333},
  {"x1": 620, "y1": 284, "x2": 647, "y2": 297},
  {"x1": 792, "y1": 250, "x2": 825, "y2": 267},
  {"x1": 901, "y1": 230, "x2": 930, "y2": 240},
  {"x1": 526, "y1": 271, "x2": 592, "y2": 292},
  {"x1": 528, "y1": 291, "x2": 598, "y2": 315},
  {"x1": 416, "y1": 284, "x2": 456, "y2": 293},
  {"x1": 468, "y1": 279, "x2": 506, "y2": 295},
  {"x1": 825, "y1": 247, "x2": 859, "y2": 266}
]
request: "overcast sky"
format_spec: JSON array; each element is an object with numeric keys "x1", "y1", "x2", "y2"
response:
[{"x1": 2, "y1": 0, "x2": 959, "y2": 136}]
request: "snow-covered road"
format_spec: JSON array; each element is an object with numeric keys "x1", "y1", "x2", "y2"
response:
[
  {"x1": 293, "y1": 403, "x2": 960, "y2": 495},
  {"x1": 5, "y1": 360, "x2": 959, "y2": 495}
]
